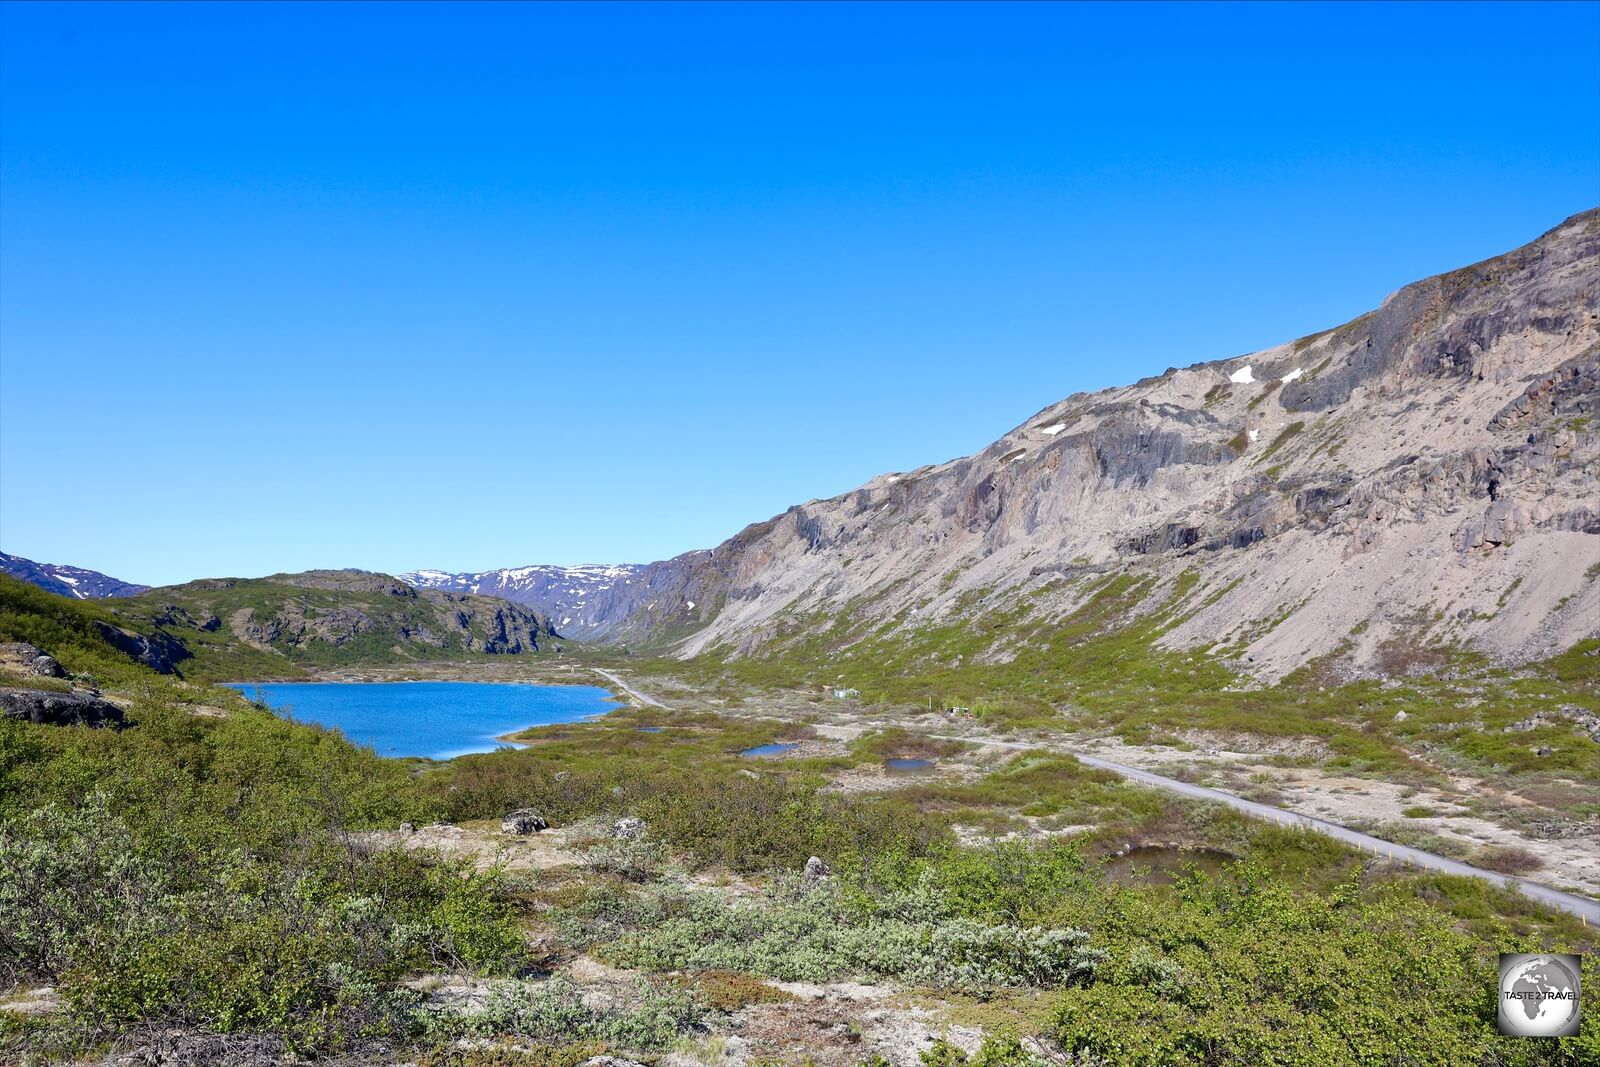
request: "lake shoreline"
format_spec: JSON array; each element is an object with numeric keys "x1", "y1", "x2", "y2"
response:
[{"x1": 229, "y1": 678, "x2": 620, "y2": 761}]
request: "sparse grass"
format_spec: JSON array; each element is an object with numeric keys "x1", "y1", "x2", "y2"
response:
[
  {"x1": 669, "y1": 971, "x2": 796, "y2": 1012},
  {"x1": 1255, "y1": 420, "x2": 1305, "y2": 461},
  {"x1": 1471, "y1": 844, "x2": 1546, "y2": 874},
  {"x1": 1246, "y1": 379, "x2": 1282, "y2": 410}
]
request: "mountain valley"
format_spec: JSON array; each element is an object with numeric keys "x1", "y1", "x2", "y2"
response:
[
  {"x1": 407, "y1": 211, "x2": 1599, "y2": 682},
  {"x1": 2, "y1": 211, "x2": 1597, "y2": 1067}
]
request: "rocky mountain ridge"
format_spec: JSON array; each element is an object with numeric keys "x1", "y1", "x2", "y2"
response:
[
  {"x1": 0, "y1": 551, "x2": 149, "y2": 599},
  {"x1": 399, "y1": 564, "x2": 648, "y2": 640},
  {"x1": 454, "y1": 210, "x2": 1600, "y2": 680}
]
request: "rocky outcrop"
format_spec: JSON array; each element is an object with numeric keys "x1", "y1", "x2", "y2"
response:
[
  {"x1": 501, "y1": 809, "x2": 548, "y2": 835},
  {"x1": 0, "y1": 688, "x2": 124, "y2": 728},
  {"x1": 1490, "y1": 347, "x2": 1600, "y2": 430},
  {"x1": 91, "y1": 622, "x2": 191, "y2": 674},
  {"x1": 0, "y1": 642, "x2": 67, "y2": 678}
]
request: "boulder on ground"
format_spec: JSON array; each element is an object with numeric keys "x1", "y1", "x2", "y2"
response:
[
  {"x1": 0, "y1": 688, "x2": 124, "y2": 729},
  {"x1": 611, "y1": 816, "x2": 645, "y2": 840},
  {"x1": 0, "y1": 642, "x2": 67, "y2": 678},
  {"x1": 802, "y1": 855, "x2": 830, "y2": 880},
  {"x1": 501, "y1": 809, "x2": 548, "y2": 835},
  {"x1": 29, "y1": 654, "x2": 65, "y2": 678}
]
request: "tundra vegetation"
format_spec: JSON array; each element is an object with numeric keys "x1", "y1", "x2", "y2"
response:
[{"x1": 0, "y1": 575, "x2": 1595, "y2": 1065}]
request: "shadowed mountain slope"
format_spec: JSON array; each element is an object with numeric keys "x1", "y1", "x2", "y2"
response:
[{"x1": 0, "y1": 551, "x2": 149, "y2": 599}]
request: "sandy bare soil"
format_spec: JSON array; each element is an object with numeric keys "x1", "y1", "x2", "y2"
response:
[{"x1": 1058, "y1": 736, "x2": 1600, "y2": 898}]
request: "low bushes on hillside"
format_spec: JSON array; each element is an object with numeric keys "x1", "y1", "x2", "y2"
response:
[
  {"x1": 564, "y1": 871, "x2": 1101, "y2": 990},
  {"x1": 0, "y1": 797, "x2": 526, "y2": 1053}
]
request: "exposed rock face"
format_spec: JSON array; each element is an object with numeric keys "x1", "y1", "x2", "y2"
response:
[
  {"x1": 0, "y1": 551, "x2": 149, "y2": 599},
  {"x1": 0, "y1": 688, "x2": 124, "y2": 728},
  {"x1": 531, "y1": 211, "x2": 1599, "y2": 679},
  {"x1": 91, "y1": 622, "x2": 191, "y2": 674},
  {"x1": 500, "y1": 809, "x2": 548, "y2": 835}
]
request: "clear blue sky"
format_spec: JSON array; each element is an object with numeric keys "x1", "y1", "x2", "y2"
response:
[{"x1": 2, "y1": 2, "x2": 1596, "y2": 586}]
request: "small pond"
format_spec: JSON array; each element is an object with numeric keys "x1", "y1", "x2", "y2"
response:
[
  {"x1": 739, "y1": 742, "x2": 799, "y2": 758},
  {"x1": 637, "y1": 726, "x2": 665, "y2": 733},
  {"x1": 885, "y1": 758, "x2": 935, "y2": 774}
]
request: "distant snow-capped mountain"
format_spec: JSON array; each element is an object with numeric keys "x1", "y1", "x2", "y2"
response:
[
  {"x1": 1, "y1": 551, "x2": 150, "y2": 599},
  {"x1": 399, "y1": 564, "x2": 650, "y2": 639}
]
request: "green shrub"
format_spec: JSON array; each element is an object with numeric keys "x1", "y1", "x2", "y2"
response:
[
  {"x1": 921, "y1": 1033, "x2": 1049, "y2": 1067},
  {"x1": 452, "y1": 975, "x2": 706, "y2": 1051},
  {"x1": 433, "y1": 750, "x2": 951, "y2": 873},
  {"x1": 1050, "y1": 864, "x2": 1594, "y2": 1065},
  {"x1": 572, "y1": 872, "x2": 1100, "y2": 990},
  {"x1": 0, "y1": 797, "x2": 526, "y2": 1052}
]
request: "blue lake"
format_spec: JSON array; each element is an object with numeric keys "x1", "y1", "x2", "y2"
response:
[{"x1": 227, "y1": 681, "x2": 618, "y2": 760}]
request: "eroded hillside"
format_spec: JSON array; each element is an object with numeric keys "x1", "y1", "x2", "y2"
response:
[{"x1": 593, "y1": 210, "x2": 1600, "y2": 680}]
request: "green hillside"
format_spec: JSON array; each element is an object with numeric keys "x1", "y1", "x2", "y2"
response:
[{"x1": 0, "y1": 570, "x2": 559, "y2": 682}]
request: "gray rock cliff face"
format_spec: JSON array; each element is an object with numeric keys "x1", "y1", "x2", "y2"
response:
[
  {"x1": 91, "y1": 621, "x2": 192, "y2": 674},
  {"x1": 580, "y1": 211, "x2": 1600, "y2": 679}
]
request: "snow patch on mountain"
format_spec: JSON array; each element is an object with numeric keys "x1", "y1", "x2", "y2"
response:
[
  {"x1": 399, "y1": 563, "x2": 650, "y2": 640},
  {"x1": 1, "y1": 551, "x2": 151, "y2": 600}
]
